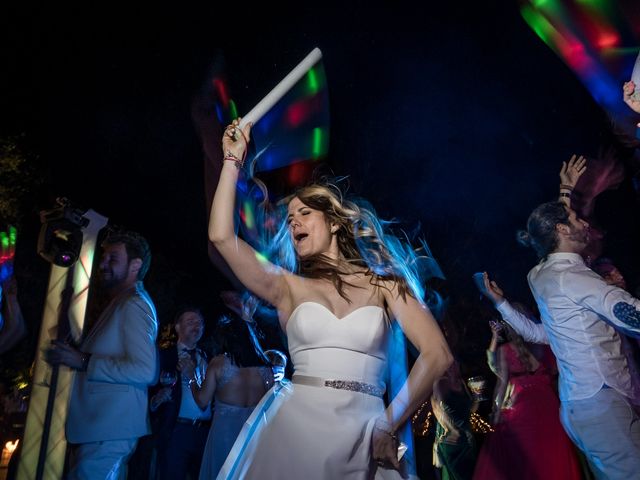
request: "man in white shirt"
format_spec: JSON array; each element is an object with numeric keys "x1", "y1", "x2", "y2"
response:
[
  {"x1": 480, "y1": 201, "x2": 640, "y2": 479},
  {"x1": 150, "y1": 307, "x2": 211, "y2": 480}
]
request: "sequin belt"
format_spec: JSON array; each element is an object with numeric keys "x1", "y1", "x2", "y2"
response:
[{"x1": 292, "y1": 374, "x2": 385, "y2": 398}]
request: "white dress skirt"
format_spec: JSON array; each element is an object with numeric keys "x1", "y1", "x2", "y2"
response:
[{"x1": 217, "y1": 302, "x2": 417, "y2": 480}]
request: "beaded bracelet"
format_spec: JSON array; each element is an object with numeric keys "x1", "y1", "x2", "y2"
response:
[
  {"x1": 374, "y1": 419, "x2": 398, "y2": 441},
  {"x1": 224, "y1": 151, "x2": 244, "y2": 169},
  {"x1": 559, "y1": 184, "x2": 574, "y2": 191},
  {"x1": 559, "y1": 192, "x2": 571, "y2": 198}
]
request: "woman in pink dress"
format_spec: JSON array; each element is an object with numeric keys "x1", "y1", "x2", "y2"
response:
[{"x1": 473, "y1": 321, "x2": 582, "y2": 480}]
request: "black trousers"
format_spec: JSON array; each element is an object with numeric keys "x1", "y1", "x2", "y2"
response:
[{"x1": 156, "y1": 421, "x2": 210, "y2": 480}]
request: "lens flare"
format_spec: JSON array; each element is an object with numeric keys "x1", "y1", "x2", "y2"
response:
[{"x1": 520, "y1": 0, "x2": 639, "y2": 114}]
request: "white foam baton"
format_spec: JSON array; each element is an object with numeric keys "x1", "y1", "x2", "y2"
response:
[{"x1": 238, "y1": 48, "x2": 323, "y2": 129}]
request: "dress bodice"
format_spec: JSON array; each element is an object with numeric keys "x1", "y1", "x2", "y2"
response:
[
  {"x1": 286, "y1": 302, "x2": 390, "y2": 390},
  {"x1": 502, "y1": 344, "x2": 539, "y2": 375},
  {"x1": 218, "y1": 301, "x2": 416, "y2": 480}
]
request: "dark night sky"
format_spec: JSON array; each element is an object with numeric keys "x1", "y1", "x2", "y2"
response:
[{"x1": 3, "y1": 2, "x2": 640, "y2": 331}]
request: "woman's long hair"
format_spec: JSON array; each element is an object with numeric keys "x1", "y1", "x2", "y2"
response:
[
  {"x1": 260, "y1": 180, "x2": 430, "y2": 303},
  {"x1": 216, "y1": 314, "x2": 265, "y2": 368}
]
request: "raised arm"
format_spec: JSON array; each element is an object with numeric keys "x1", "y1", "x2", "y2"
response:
[
  {"x1": 489, "y1": 345, "x2": 509, "y2": 425},
  {"x1": 373, "y1": 284, "x2": 453, "y2": 468},
  {"x1": 208, "y1": 118, "x2": 289, "y2": 309},
  {"x1": 479, "y1": 272, "x2": 549, "y2": 344},
  {"x1": 486, "y1": 321, "x2": 505, "y2": 377},
  {"x1": 558, "y1": 154, "x2": 586, "y2": 208}
]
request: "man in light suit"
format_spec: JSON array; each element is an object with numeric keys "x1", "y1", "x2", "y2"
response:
[{"x1": 47, "y1": 230, "x2": 158, "y2": 479}]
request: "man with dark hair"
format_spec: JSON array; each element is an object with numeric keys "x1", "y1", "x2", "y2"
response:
[
  {"x1": 101, "y1": 230, "x2": 152, "y2": 281},
  {"x1": 150, "y1": 306, "x2": 211, "y2": 480},
  {"x1": 487, "y1": 201, "x2": 640, "y2": 478},
  {"x1": 46, "y1": 229, "x2": 158, "y2": 479}
]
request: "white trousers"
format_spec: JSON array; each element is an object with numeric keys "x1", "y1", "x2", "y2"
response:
[
  {"x1": 67, "y1": 438, "x2": 137, "y2": 480},
  {"x1": 560, "y1": 388, "x2": 640, "y2": 480}
]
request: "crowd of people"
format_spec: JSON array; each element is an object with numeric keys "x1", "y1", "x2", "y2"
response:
[{"x1": 0, "y1": 79, "x2": 639, "y2": 480}]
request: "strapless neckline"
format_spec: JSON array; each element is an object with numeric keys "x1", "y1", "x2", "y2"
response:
[{"x1": 286, "y1": 301, "x2": 385, "y2": 328}]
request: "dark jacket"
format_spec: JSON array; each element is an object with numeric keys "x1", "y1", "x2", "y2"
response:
[{"x1": 151, "y1": 345, "x2": 207, "y2": 446}]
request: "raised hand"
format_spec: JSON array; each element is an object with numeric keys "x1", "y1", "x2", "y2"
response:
[
  {"x1": 559, "y1": 154, "x2": 587, "y2": 189},
  {"x1": 623, "y1": 81, "x2": 640, "y2": 114},
  {"x1": 476, "y1": 272, "x2": 505, "y2": 306},
  {"x1": 489, "y1": 320, "x2": 504, "y2": 337},
  {"x1": 221, "y1": 117, "x2": 252, "y2": 168}
]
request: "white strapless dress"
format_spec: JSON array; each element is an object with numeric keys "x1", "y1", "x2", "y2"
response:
[{"x1": 217, "y1": 302, "x2": 416, "y2": 479}]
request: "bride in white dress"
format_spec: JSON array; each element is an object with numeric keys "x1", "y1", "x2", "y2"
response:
[{"x1": 206, "y1": 118, "x2": 453, "y2": 479}]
